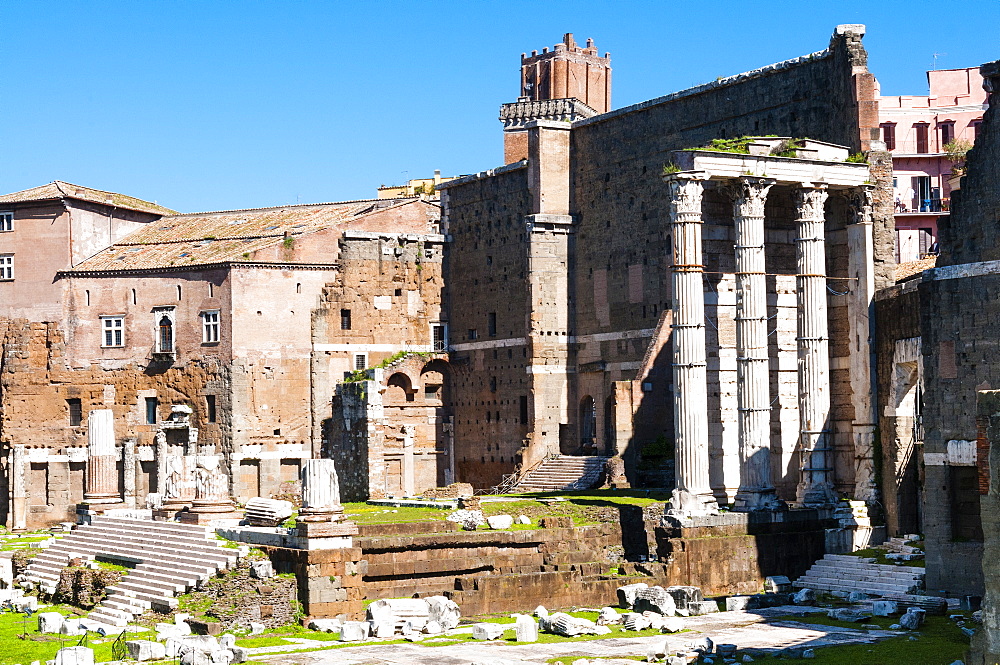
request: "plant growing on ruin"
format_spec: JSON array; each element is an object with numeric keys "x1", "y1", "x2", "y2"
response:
[
  {"x1": 662, "y1": 163, "x2": 681, "y2": 175},
  {"x1": 283, "y1": 236, "x2": 295, "y2": 249},
  {"x1": 945, "y1": 139, "x2": 973, "y2": 176},
  {"x1": 846, "y1": 152, "x2": 868, "y2": 163}
]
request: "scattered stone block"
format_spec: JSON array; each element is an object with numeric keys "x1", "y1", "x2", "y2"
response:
[
  {"x1": 662, "y1": 617, "x2": 685, "y2": 633},
  {"x1": 243, "y1": 498, "x2": 294, "y2": 527},
  {"x1": 423, "y1": 620, "x2": 443, "y2": 635},
  {"x1": 597, "y1": 607, "x2": 621, "y2": 625},
  {"x1": 900, "y1": 608, "x2": 926, "y2": 630},
  {"x1": 367, "y1": 598, "x2": 431, "y2": 630},
  {"x1": 308, "y1": 619, "x2": 343, "y2": 633},
  {"x1": 516, "y1": 515, "x2": 531, "y2": 525},
  {"x1": 373, "y1": 622, "x2": 395, "y2": 638},
  {"x1": 339, "y1": 621, "x2": 370, "y2": 642},
  {"x1": 764, "y1": 576, "x2": 791, "y2": 593},
  {"x1": 548, "y1": 612, "x2": 599, "y2": 637},
  {"x1": 472, "y1": 623, "x2": 506, "y2": 640},
  {"x1": 726, "y1": 596, "x2": 751, "y2": 611},
  {"x1": 218, "y1": 635, "x2": 235, "y2": 650},
  {"x1": 249, "y1": 560, "x2": 274, "y2": 579},
  {"x1": 666, "y1": 585, "x2": 703, "y2": 611},
  {"x1": 447, "y1": 509, "x2": 485, "y2": 530},
  {"x1": 688, "y1": 600, "x2": 720, "y2": 615},
  {"x1": 37, "y1": 612, "x2": 64, "y2": 634},
  {"x1": 156, "y1": 623, "x2": 186, "y2": 641},
  {"x1": 593, "y1": 625, "x2": 611, "y2": 635},
  {"x1": 249, "y1": 623, "x2": 265, "y2": 635},
  {"x1": 59, "y1": 620, "x2": 87, "y2": 637},
  {"x1": 229, "y1": 647, "x2": 249, "y2": 664},
  {"x1": 180, "y1": 652, "x2": 211, "y2": 665},
  {"x1": 126, "y1": 641, "x2": 166, "y2": 662},
  {"x1": 803, "y1": 649, "x2": 816, "y2": 659},
  {"x1": 617, "y1": 582, "x2": 649, "y2": 609},
  {"x1": 848, "y1": 591, "x2": 869, "y2": 603},
  {"x1": 872, "y1": 600, "x2": 898, "y2": 616},
  {"x1": 689, "y1": 636, "x2": 714, "y2": 654},
  {"x1": 827, "y1": 608, "x2": 872, "y2": 622},
  {"x1": 54, "y1": 648, "x2": 93, "y2": 665},
  {"x1": 634, "y1": 586, "x2": 676, "y2": 616},
  {"x1": 792, "y1": 588, "x2": 815, "y2": 605},
  {"x1": 514, "y1": 615, "x2": 538, "y2": 642},
  {"x1": 622, "y1": 613, "x2": 651, "y2": 631},
  {"x1": 426, "y1": 595, "x2": 461, "y2": 630},
  {"x1": 486, "y1": 515, "x2": 514, "y2": 529}
]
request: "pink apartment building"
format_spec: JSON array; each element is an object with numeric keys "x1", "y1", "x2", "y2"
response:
[{"x1": 879, "y1": 67, "x2": 987, "y2": 262}]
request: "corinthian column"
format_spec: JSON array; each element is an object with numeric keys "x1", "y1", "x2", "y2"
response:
[
  {"x1": 664, "y1": 172, "x2": 718, "y2": 516},
  {"x1": 794, "y1": 184, "x2": 838, "y2": 507},
  {"x1": 84, "y1": 409, "x2": 121, "y2": 503},
  {"x1": 298, "y1": 458, "x2": 344, "y2": 522},
  {"x1": 729, "y1": 177, "x2": 782, "y2": 511}
]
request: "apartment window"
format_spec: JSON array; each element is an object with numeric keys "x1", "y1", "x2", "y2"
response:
[
  {"x1": 488, "y1": 312, "x2": 497, "y2": 337},
  {"x1": 880, "y1": 123, "x2": 896, "y2": 151},
  {"x1": 67, "y1": 399, "x2": 83, "y2": 427},
  {"x1": 201, "y1": 310, "x2": 220, "y2": 344},
  {"x1": 915, "y1": 123, "x2": 929, "y2": 153},
  {"x1": 519, "y1": 395, "x2": 529, "y2": 424},
  {"x1": 157, "y1": 314, "x2": 174, "y2": 353},
  {"x1": 0, "y1": 211, "x2": 12, "y2": 232},
  {"x1": 145, "y1": 397, "x2": 158, "y2": 424},
  {"x1": 354, "y1": 353, "x2": 367, "y2": 370},
  {"x1": 340, "y1": 309, "x2": 351, "y2": 330},
  {"x1": 431, "y1": 323, "x2": 448, "y2": 351},
  {"x1": 206, "y1": 395, "x2": 217, "y2": 423},
  {"x1": 467, "y1": 328, "x2": 478, "y2": 341},
  {"x1": 101, "y1": 316, "x2": 125, "y2": 347},
  {"x1": 972, "y1": 120, "x2": 982, "y2": 140},
  {"x1": 0, "y1": 255, "x2": 12, "y2": 280},
  {"x1": 940, "y1": 121, "x2": 955, "y2": 147}
]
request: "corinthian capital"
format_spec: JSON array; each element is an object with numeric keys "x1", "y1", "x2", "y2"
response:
[
  {"x1": 727, "y1": 176, "x2": 776, "y2": 219},
  {"x1": 846, "y1": 184, "x2": 875, "y2": 225},
  {"x1": 665, "y1": 171, "x2": 708, "y2": 218},
  {"x1": 793, "y1": 183, "x2": 829, "y2": 220}
]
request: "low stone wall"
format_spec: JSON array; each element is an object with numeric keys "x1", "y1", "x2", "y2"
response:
[{"x1": 262, "y1": 546, "x2": 367, "y2": 619}]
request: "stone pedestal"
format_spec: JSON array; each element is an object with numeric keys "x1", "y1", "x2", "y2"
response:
[
  {"x1": 663, "y1": 173, "x2": 718, "y2": 517},
  {"x1": 294, "y1": 459, "x2": 357, "y2": 549},
  {"x1": 178, "y1": 455, "x2": 240, "y2": 524},
  {"x1": 154, "y1": 453, "x2": 195, "y2": 520}
]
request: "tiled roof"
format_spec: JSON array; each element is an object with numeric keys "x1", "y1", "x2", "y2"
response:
[
  {"x1": 0, "y1": 181, "x2": 176, "y2": 216},
  {"x1": 68, "y1": 198, "x2": 431, "y2": 272},
  {"x1": 896, "y1": 256, "x2": 937, "y2": 282}
]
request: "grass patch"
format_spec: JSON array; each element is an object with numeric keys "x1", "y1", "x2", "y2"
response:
[
  {"x1": 753, "y1": 614, "x2": 970, "y2": 665},
  {"x1": 343, "y1": 503, "x2": 450, "y2": 525},
  {"x1": 0, "y1": 604, "x2": 121, "y2": 665},
  {"x1": 845, "y1": 548, "x2": 925, "y2": 568}
]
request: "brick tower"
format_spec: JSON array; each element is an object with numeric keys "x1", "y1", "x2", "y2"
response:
[{"x1": 500, "y1": 34, "x2": 612, "y2": 163}]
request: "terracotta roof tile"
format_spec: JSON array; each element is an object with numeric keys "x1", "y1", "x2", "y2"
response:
[
  {"x1": 68, "y1": 198, "x2": 431, "y2": 272},
  {"x1": 0, "y1": 181, "x2": 176, "y2": 215},
  {"x1": 895, "y1": 256, "x2": 937, "y2": 282}
]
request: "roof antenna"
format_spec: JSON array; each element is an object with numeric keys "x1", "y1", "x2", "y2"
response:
[{"x1": 931, "y1": 52, "x2": 946, "y2": 70}]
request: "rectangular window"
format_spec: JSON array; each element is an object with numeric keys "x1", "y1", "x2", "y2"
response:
[
  {"x1": 940, "y1": 122, "x2": 955, "y2": 147},
  {"x1": 101, "y1": 316, "x2": 125, "y2": 347},
  {"x1": 206, "y1": 395, "x2": 217, "y2": 423},
  {"x1": 519, "y1": 395, "x2": 529, "y2": 425},
  {"x1": 354, "y1": 353, "x2": 367, "y2": 370},
  {"x1": 145, "y1": 397, "x2": 158, "y2": 424},
  {"x1": 915, "y1": 123, "x2": 929, "y2": 153},
  {"x1": 431, "y1": 323, "x2": 448, "y2": 351},
  {"x1": 67, "y1": 399, "x2": 83, "y2": 427},
  {"x1": 0, "y1": 212, "x2": 12, "y2": 232},
  {"x1": 488, "y1": 312, "x2": 497, "y2": 337},
  {"x1": 201, "y1": 310, "x2": 220, "y2": 344},
  {"x1": 880, "y1": 123, "x2": 896, "y2": 150},
  {"x1": 0, "y1": 255, "x2": 12, "y2": 280},
  {"x1": 340, "y1": 309, "x2": 351, "y2": 330},
  {"x1": 467, "y1": 328, "x2": 478, "y2": 341},
  {"x1": 972, "y1": 120, "x2": 982, "y2": 141}
]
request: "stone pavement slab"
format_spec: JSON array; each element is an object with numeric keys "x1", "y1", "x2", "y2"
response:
[{"x1": 256, "y1": 609, "x2": 897, "y2": 665}]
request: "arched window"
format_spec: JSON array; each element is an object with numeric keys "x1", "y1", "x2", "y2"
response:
[{"x1": 158, "y1": 315, "x2": 174, "y2": 353}]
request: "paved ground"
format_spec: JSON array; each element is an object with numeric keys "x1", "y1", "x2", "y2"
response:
[{"x1": 256, "y1": 607, "x2": 898, "y2": 665}]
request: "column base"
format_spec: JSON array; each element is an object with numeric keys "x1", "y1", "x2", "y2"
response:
[
  {"x1": 665, "y1": 488, "x2": 720, "y2": 518},
  {"x1": 796, "y1": 483, "x2": 839, "y2": 508},
  {"x1": 732, "y1": 489, "x2": 787, "y2": 512},
  {"x1": 178, "y1": 509, "x2": 243, "y2": 525}
]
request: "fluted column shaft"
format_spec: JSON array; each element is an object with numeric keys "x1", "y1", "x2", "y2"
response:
[
  {"x1": 85, "y1": 409, "x2": 121, "y2": 503},
  {"x1": 794, "y1": 184, "x2": 837, "y2": 506},
  {"x1": 299, "y1": 458, "x2": 344, "y2": 522},
  {"x1": 665, "y1": 173, "x2": 717, "y2": 516},
  {"x1": 731, "y1": 177, "x2": 780, "y2": 511}
]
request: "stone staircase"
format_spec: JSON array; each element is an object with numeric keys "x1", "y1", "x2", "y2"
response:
[
  {"x1": 22, "y1": 516, "x2": 238, "y2": 627},
  {"x1": 794, "y1": 553, "x2": 943, "y2": 612},
  {"x1": 511, "y1": 455, "x2": 610, "y2": 492}
]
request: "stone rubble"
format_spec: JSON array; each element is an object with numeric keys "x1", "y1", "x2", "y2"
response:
[
  {"x1": 617, "y1": 582, "x2": 649, "y2": 609},
  {"x1": 633, "y1": 586, "x2": 677, "y2": 616},
  {"x1": 472, "y1": 622, "x2": 506, "y2": 640},
  {"x1": 514, "y1": 614, "x2": 538, "y2": 642},
  {"x1": 486, "y1": 515, "x2": 514, "y2": 530}
]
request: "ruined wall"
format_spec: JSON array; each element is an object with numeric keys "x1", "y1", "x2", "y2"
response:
[
  {"x1": 444, "y1": 166, "x2": 533, "y2": 488},
  {"x1": 444, "y1": 27, "x2": 892, "y2": 494},
  {"x1": 916, "y1": 61, "x2": 1000, "y2": 597},
  {"x1": 0, "y1": 319, "x2": 225, "y2": 529},
  {"x1": 873, "y1": 282, "x2": 923, "y2": 537}
]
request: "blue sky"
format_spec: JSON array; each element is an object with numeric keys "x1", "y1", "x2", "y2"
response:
[{"x1": 3, "y1": 0, "x2": 997, "y2": 213}]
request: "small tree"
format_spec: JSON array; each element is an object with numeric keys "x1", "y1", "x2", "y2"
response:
[{"x1": 944, "y1": 139, "x2": 973, "y2": 176}]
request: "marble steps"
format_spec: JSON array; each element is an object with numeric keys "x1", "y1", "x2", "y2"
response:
[
  {"x1": 22, "y1": 516, "x2": 237, "y2": 628},
  {"x1": 794, "y1": 554, "x2": 926, "y2": 597},
  {"x1": 513, "y1": 455, "x2": 610, "y2": 492}
]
